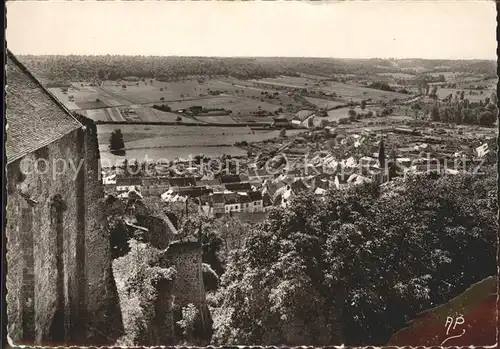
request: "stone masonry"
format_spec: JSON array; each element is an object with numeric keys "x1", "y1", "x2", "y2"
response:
[{"x1": 5, "y1": 51, "x2": 123, "y2": 346}]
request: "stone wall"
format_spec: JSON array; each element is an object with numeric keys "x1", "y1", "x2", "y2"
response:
[
  {"x1": 80, "y1": 119, "x2": 123, "y2": 344},
  {"x1": 5, "y1": 126, "x2": 122, "y2": 346},
  {"x1": 152, "y1": 278, "x2": 176, "y2": 345},
  {"x1": 163, "y1": 241, "x2": 205, "y2": 309},
  {"x1": 7, "y1": 131, "x2": 81, "y2": 344},
  {"x1": 162, "y1": 240, "x2": 212, "y2": 339},
  {"x1": 136, "y1": 215, "x2": 172, "y2": 249}
]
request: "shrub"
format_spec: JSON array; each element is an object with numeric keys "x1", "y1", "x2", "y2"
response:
[
  {"x1": 381, "y1": 107, "x2": 393, "y2": 116},
  {"x1": 113, "y1": 240, "x2": 176, "y2": 345},
  {"x1": 478, "y1": 111, "x2": 496, "y2": 126},
  {"x1": 177, "y1": 304, "x2": 199, "y2": 343}
]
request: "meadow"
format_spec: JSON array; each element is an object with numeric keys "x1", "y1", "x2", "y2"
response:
[
  {"x1": 304, "y1": 97, "x2": 346, "y2": 109},
  {"x1": 97, "y1": 124, "x2": 305, "y2": 164},
  {"x1": 98, "y1": 124, "x2": 304, "y2": 146},
  {"x1": 317, "y1": 81, "x2": 409, "y2": 102},
  {"x1": 376, "y1": 72, "x2": 416, "y2": 80},
  {"x1": 322, "y1": 106, "x2": 377, "y2": 124},
  {"x1": 251, "y1": 76, "x2": 410, "y2": 103},
  {"x1": 99, "y1": 146, "x2": 248, "y2": 166},
  {"x1": 436, "y1": 87, "x2": 496, "y2": 102},
  {"x1": 250, "y1": 76, "x2": 320, "y2": 89}
]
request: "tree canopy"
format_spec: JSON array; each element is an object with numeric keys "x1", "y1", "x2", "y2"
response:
[
  {"x1": 109, "y1": 129, "x2": 126, "y2": 154},
  {"x1": 211, "y1": 170, "x2": 497, "y2": 345}
]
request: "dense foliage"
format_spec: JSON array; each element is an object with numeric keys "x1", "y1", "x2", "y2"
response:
[
  {"x1": 211, "y1": 170, "x2": 497, "y2": 345},
  {"x1": 109, "y1": 129, "x2": 125, "y2": 154},
  {"x1": 19, "y1": 55, "x2": 496, "y2": 84},
  {"x1": 427, "y1": 94, "x2": 498, "y2": 126},
  {"x1": 114, "y1": 240, "x2": 176, "y2": 345},
  {"x1": 368, "y1": 81, "x2": 397, "y2": 92}
]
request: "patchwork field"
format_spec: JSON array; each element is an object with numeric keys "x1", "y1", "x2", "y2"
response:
[
  {"x1": 436, "y1": 87, "x2": 496, "y2": 102},
  {"x1": 250, "y1": 76, "x2": 321, "y2": 89},
  {"x1": 323, "y1": 106, "x2": 379, "y2": 124},
  {"x1": 79, "y1": 107, "x2": 126, "y2": 122},
  {"x1": 192, "y1": 114, "x2": 238, "y2": 124},
  {"x1": 377, "y1": 72, "x2": 416, "y2": 80},
  {"x1": 97, "y1": 124, "x2": 305, "y2": 164},
  {"x1": 50, "y1": 76, "x2": 307, "y2": 124},
  {"x1": 168, "y1": 96, "x2": 280, "y2": 115},
  {"x1": 303, "y1": 97, "x2": 346, "y2": 109},
  {"x1": 251, "y1": 77, "x2": 410, "y2": 103},
  {"x1": 316, "y1": 81, "x2": 409, "y2": 102},
  {"x1": 48, "y1": 88, "x2": 81, "y2": 110},
  {"x1": 100, "y1": 146, "x2": 248, "y2": 166}
]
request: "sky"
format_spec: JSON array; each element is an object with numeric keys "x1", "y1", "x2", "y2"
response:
[{"x1": 6, "y1": 0, "x2": 498, "y2": 60}]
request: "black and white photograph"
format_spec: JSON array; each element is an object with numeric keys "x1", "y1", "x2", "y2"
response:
[{"x1": 4, "y1": 0, "x2": 498, "y2": 347}]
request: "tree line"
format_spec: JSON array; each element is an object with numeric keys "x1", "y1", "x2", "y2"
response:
[
  {"x1": 419, "y1": 89, "x2": 498, "y2": 126},
  {"x1": 19, "y1": 55, "x2": 497, "y2": 84}
]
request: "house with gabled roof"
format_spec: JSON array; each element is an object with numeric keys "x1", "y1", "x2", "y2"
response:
[{"x1": 5, "y1": 51, "x2": 123, "y2": 346}]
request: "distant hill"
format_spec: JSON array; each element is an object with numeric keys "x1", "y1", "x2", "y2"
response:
[{"x1": 17, "y1": 55, "x2": 497, "y2": 85}]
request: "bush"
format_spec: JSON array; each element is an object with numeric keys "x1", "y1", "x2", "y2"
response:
[
  {"x1": 109, "y1": 129, "x2": 125, "y2": 155},
  {"x1": 381, "y1": 107, "x2": 393, "y2": 116},
  {"x1": 478, "y1": 111, "x2": 496, "y2": 126},
  {"x1": 177, "y1": 304, "x2": 199, "y2": 343},
  {"x1": 113, "y1": 240, "x2": 176, "y2": 345},
  {"x1": 152, "y1": 104, "x2": 172, "y2": 112}
]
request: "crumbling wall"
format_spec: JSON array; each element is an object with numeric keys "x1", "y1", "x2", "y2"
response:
[
  {"x1": 135, "y1": 215, "x2": 172, "y2": 249},
  {"x1": 152, "y1": 278, "x2": 176, "y2": 345},
  {"x1": 5, "y1": 126, "x2": 123, "y2": 346},
  {"x1": 81, "y1": 120, "x2": 123, "y2": 344},
  {"x1": 6, "y1": 131, "x2": 82, "y2": 345},
  {"x1": 163, "y1": 242, "x2": 205, "y2": 309},
  {"x1": 162, "y1": 241, "x2": 212, "y2": 341}
]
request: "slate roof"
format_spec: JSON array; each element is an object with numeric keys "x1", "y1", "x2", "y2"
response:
[
  {"x1": 117, "y1": 177, "x2": 143, "y2": 186},
  {"x1": 168, "y1": 177, "x2": 196, "y2": 187},
  {"x1": 248, "y1": 191, "x2": 263, "y2": 202},
  {"x1": 219, "y1": 174, "x2": 241, "y2": 184},
  {"x1": 170, "y1": 186, "x2": 212, "y2": 198},
  {"x1": 212, "y1": 193, "x2": 225, "y2": 204},
  {"x1": 262, "y1": 192, "x2": 273, "y2": 207},
  {"x1": 225, "y1": 182, "x2": 252, "y2": 192},
  {"x1": 6, "y1": 51, "x2": 83, "y2": 164},
  {"x1": 223, "y1": 193, "x2": 240, "y2": 204}
]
